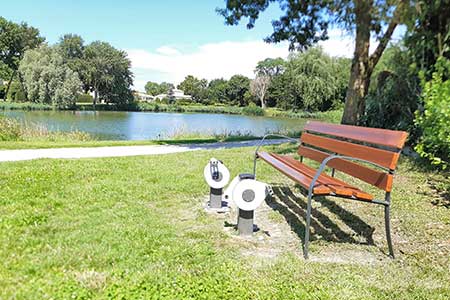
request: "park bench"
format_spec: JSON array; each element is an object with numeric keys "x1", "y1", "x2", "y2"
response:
[{"x1": 253, "y1": 121, "x2": 408, "y2": 259}]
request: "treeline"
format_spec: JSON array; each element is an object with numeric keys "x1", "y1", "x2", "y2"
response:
[
  {"x1": 0, "y1": 17, "x2": 133, "y2": 107},
  {"x1": 145, "y1": 47, "x2": 350, "y2": 112}
]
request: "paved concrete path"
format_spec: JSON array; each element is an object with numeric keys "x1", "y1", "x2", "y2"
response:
[{"x1": 0, "y1": 139, "x2": 289, "y2": 162}]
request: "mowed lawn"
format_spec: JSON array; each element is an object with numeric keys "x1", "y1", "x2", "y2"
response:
[{"x1": 0, "y1": 145, "x2": 449, "y2": 299}]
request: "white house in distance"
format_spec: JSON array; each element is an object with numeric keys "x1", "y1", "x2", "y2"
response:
[
  {"x1": 134, "y1": 88, "x2": 192, "y2": 102},
  {"x1": 134, "y1": 91, "x2": 154, "y2": 102},
  {"x1": 154, "y1": 88, "x2": 192, "y2": 101}
]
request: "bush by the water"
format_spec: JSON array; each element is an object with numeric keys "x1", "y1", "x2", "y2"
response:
[
  {"x1": 415, "y1": 58, "x2": 450, "y2": 169},
  {"x1": 76, "y1": 93, "x2": 94, "y2": 103},
  {"x1": 0, "y1": 116, "x2": 91, "y2": 142},
  {"x1": 242, "y1": 103, "x2": 264, "y2": 116},
  {"x1": 0, "y1": 117, "x2": 21, "y2": 141}
]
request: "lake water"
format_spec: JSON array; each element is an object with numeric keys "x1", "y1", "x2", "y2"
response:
[{"x1": 1, "y1": 110, "x2": 308, "y2": 140}]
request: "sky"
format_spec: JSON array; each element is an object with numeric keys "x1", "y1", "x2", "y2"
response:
[{"x1": 2, "y1": 0, "x2": 405, "y2": 91}]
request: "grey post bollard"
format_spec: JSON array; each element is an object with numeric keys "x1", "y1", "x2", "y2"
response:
[
  {"x1": 237, "y1": 209, "x2": 254, "y2": 235},
  {"x1": 210, "y1": 187, "x2": 223, "y2": 209}
]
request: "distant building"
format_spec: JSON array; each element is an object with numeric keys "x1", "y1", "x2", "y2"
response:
[
  {"x1": 154, "y1": 88, "x2": 192, "y2": 101},
  {"x1": 133, "y1": 91, "x2": 154, "y2": 102}
]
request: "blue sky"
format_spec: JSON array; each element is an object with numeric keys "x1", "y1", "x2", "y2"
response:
[{"x1": 2, "y1": 1, "x2": 405, "y2": 90}]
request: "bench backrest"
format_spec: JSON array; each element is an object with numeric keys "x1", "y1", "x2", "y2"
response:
[{"x1": 299, "y1": 121, "x2": 408, "y2": 192}]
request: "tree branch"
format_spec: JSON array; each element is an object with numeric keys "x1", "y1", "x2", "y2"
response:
[{"x1": 368, "y1": 2, "x2": 405, "y2": 73}]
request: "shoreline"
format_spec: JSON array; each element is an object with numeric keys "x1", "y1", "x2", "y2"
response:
[{"x1": 0, "y1": 101, "x2": 343, "y2": 120}]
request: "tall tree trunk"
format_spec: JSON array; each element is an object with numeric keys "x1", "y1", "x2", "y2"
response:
[
  {"x1": 260, "y1": 95, "x2": 266, "y2": 109},
  {"x1": 17, "y1": 72, "x2": 29, "y2": 102},
  {"x1": 4, "y1": 70, "x2": 17, "y2": 101},
  {"x1": 93, "y1": 89, "x2": 98, "y2": 108},
  {"x1": 342, "y1": 0, "x2": 371, "y2": 125},
  {"x1": 341, "y1": 0, "x2": 401, "y2": 125}
]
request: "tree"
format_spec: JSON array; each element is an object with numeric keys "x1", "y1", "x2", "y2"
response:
[
  {"x1": 208, "y1": 78, "x2": 229, "y2": 104},
  {"x1": 405, "y1": 0, "x2": 450, "y2": 78},
  {"x1": 255, "y1": 57, "x2": 285, "y2": 77},
  {"x1": 250, "y1": 75, "x2": 271, "y2": 108},
  {"x1": 83, "y1": 41, "x2": 133, "y2": 105},
  {"x1": 218, "y1": 0, "x2": 413, "y2": 124},
  {"x1": 227, "y1": 75, "x2": 251, "y2": 106},
  {"x1": 0, "y1": 17, "x2": 44, "y2": 99},
  {"x1": 177, "y1": 75, "x2": 208, "y2": 102},
  {"x1": 145, "y1": 81, "x2": 161, "y2": 96},
  {"x1": 19, "y1": 45, "x2": 82, "y2": 107},
  {"x1": 57, "y1": 34, "x2": 88, "y2": 91}
]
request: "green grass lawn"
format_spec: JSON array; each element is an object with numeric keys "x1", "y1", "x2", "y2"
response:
[{"x1": 0, "y1": 145, "x2": 449, "y2": 299}]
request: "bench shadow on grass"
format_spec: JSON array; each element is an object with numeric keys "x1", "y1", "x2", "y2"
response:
[{"x1": 269, "y1": 185, "x2": 375, "y2": 245}]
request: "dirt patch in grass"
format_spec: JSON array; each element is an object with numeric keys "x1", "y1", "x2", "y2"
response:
[{"x1": 73, "y1": 270, "x2": 107, "y2": 291}]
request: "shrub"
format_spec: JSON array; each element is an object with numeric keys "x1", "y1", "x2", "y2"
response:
[
  {"x1": 364, "y1": 46, "x2": 420, "y2": 133},
  {"x1": 242, "y1": 103, "x2": 264, "y2": 116},
  {"x1": 415, "y1": 58, "x2": 450, "y2": 169},
  {"x1": 0, "y1": 117, "x2": 21, "y2": 141},
  {"x1": 7, "y1": 82, "x2": 27, "y2": 102},
  {"x1": 77, "y1": 93, "x2": 93, "y2": 103}
]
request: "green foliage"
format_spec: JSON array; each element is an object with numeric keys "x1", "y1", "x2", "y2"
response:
[
  {"x1": 415, "y1": 58, "x2": 450, "y2": 169},
  {"x1": 82, "y1": 41, "x2": 134, "y2": 105},
  {"x1": 177, "y1": 75, "x2": 208, "y2": 102},
  {"x1": 6, "y1": 81, "x2": 27, "y2": 102},
  {"x1": 76, "y1": 93, "x2": 93, "y2": 103},
  {"x1": 405, "y1": 0, "x2": 450, "y2": 79},
  {"x1": 0, "y1": 116, "x2": 91, "y2": 142},
  {"x1": 226, "y1": 74, "x2": 251, "y2": 106},
  {"x1": 144, "y1": 81, "x2": 169, "y2": 96},
  {"x1": 364, "y1": 45, "x2": 420, "y2": 132},
  {"x1": 0, "y1": 17, "x2": 44, "y2": 72},
  {"x1": 242, "y1": 103, "x2": 265, "y2": 116},
  {"x1": 268, "y1": 47, "x2": 349, "y2": 111},
  {"x1": 19, "y1": 45, "x2": 82, "y2": 107},
  {"x1": 0, "y1": 116, "x2": 21, "y2": 141},
  {"x1": 207, "y1": 78, "x2": 228, "y2": 104},
  {"x1": 255, "y1": 57, "x2": 285, "y2": 76},
  {"x1": 218, "y1": 1, "x2": 408, "y2": 51}
]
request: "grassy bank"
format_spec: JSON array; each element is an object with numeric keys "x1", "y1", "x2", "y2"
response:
[
  {"x1": 0, "y1": 145, "x2": 448, "y2": 299},
  {"x1": 0, "y1": 100, "x2": 343, "y2": 120}
]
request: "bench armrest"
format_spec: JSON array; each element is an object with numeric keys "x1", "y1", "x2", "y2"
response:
[
  {"x1": 308, "y1": 155, "x2": 390, "y2": 197},
  {"x1": 254, "y1": 134, "x2": 299, "y2": 156}
]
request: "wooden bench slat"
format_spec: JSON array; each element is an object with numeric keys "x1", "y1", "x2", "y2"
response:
[
  {"x1": 271, "y1": 153, "x2": 373, "y2": 200},
  {"x1": 271, "y1": 153, "x2": 354, "y2": 197},
  {"x1": 298, "y1": 146, "x2": 394, "y2": 192},
  {"x1": 257, "y1": 152, "x2": 331, "y2": 195},
  {"x1": 301, "y1": 132, "x2": 400, "y2": 170},
  {"x1": 258, "y1": 152, "x2": 374, "y2": 200},
  {"x1": 304, "y1": 121, "x2": 408, "y2": 149}
]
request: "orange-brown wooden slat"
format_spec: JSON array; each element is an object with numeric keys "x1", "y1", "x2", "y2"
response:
[
  {"x1": 271, "y1": 153, "x2": 374, "y2": 200},
  {"x1": 270, "y1": 153, "x2": 353, "y2": 197},
  {"x1": 257, "y1": 152, "x2": 330, "y2": 195},
  {"x1": 301, "y1": 132, "x2": 400, "y2": 170},
  {"x1": 298, "y1": 146, "x2": 394, "y2": 192},
  {"x1": 304, "y1": 121, "x2": 408, "y2": 149}
]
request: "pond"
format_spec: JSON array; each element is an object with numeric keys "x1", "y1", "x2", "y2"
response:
[{"x1": 1, "y1": 110, "x2": 309, "y2": 140}]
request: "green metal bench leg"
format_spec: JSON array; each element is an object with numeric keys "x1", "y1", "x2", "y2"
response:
[
  {"x1": 303, "y1": 192, "x2": 313, "y2": 259},
  {"x1": 384, "y1": 204, "x2": 394, "y2": 258}
]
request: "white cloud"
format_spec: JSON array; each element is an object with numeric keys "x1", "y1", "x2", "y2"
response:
[
  {"x1": 127, "y1": 40, "x2": 289, "y2": 90},
  {"x1": 128, "y1": 26, "x2": 405, "y2": 91},
  {"x1": 156, "y1": 46, "x2": 180, "y2": 56}
]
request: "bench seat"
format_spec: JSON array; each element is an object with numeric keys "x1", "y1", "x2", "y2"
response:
[{"x1": 257, "y1": 151, "x2": 374, "y2": 201}]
